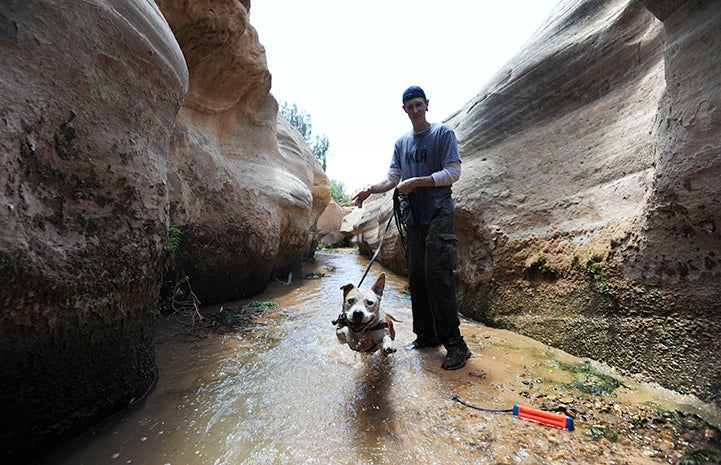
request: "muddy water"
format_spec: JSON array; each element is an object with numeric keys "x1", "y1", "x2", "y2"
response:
[{"x1": 40, "y1": 251, "x2": 721, "y2": 465}]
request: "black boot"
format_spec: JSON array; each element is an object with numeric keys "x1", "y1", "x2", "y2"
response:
[
  {"x1": 442, "y1": 340, "x2": 471, "y2": 370},
  {"x1": 405, "y1": 334, "x2": 441, "y2": 350}
]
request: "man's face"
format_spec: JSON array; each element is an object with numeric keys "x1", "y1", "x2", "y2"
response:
[{"x1": 403, "y1": 97, "x2": 428, "y2": 122}]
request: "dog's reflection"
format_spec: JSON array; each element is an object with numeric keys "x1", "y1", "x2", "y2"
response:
[{"x1": 344, "y1": 355, "x2": 397, "y2": 454}]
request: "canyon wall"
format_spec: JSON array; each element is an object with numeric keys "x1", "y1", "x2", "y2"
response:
[
  {"x1": 448, "y1": 0, "x2": 720, "y2": 404},
  {"x1": 157, "y1": 0, "x2": 329, "y2": 304},
  {"x1": 0, "y1": 0, "x2": 188, "y2": 460},
  {"x1": 0, "y1": 0, "x2": 329, "y2": 460}
]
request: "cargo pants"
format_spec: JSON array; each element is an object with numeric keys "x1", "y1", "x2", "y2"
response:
[{"x1": 405, "y1": 212, "x2": 463, "y2": 347}]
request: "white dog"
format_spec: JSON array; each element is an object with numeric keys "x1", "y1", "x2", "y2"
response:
[{"x1": 333, "y1": 273, "x2": 396, "y2": 354}]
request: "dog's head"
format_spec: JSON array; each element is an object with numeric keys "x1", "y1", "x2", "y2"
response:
[{"x1": 340, "y1": 273, "x2": 385, "y2": 332}]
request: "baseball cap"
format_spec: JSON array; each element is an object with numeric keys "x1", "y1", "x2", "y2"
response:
[{"x1": 402, "y1": 85, "x2": 426, "y2": 104}]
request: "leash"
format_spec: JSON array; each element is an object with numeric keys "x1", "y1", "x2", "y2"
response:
[
  {"x1": 357, "y1": 209, "x2": 395, "y2": 287},
  {"x1": 451, "y1": 396, "x2": 513, "y2": 413},
  {"x1": 451, "y1": 396, "x2": 575, "y2": 431},
  {"x1": 357, "y1": 190, "x2": 406, "y2": 287}
]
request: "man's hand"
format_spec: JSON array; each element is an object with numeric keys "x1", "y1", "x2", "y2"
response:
[
  {"x1": 352, "y1": 187, "x2": 372, "y2": 208},
  {"x1": 397, "y1": 175, "x2": 435, "y2": 195},
  {"x1": 396, "y1": 179, "x2": 415, "y2": 195}
]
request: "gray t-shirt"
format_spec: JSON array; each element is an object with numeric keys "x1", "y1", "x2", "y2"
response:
[{"x1": 391, "y1": 123, "x2": 461, "y2": 226}]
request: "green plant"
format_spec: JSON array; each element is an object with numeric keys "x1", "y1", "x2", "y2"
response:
[
  {"x1": 168, "y1": 221, "x2": 182, "y2": 252},
  {"x1": 280, "y1": 102, "x2": 329, "y2": 171},
  {"x1": 162, "y1": 275, "x2": 203, "y2": 325},
  {"x1": 159, "y1": 224, "x2": 202, "y2": 324},
  {"x1": 589, "y1": 424, "x2": 619, "y2": 442},
  {"x1": 303, "y1": 272, "x2": 328, "y2": 279},
  {"x1": 316, "y1": 242, "x2": 335, "y2": 252},
  {"x1": 567, "y1": 236, "x2": 577, "y2": 250},
  {"x1": 581, "y1": 246, "x2": 614, "y2": 295},
  {"x1": 581, "y1": 246, "x2": 597, "y2": 276},
  {"x1": 248, "y1": 300, "x2": 278, "y2": 308},
  {"x1": 207, "y1": 301, "x2": 278, "y2": 330},
  {"x1": 558, "y1": 360, "x2": 624, "y2": 395},
  {"x1": 526, "y1": 253, "x2": 557, "y2": 280},
  {"x1": 330, "y1": 179, "x2": 350, "y2": 203}
]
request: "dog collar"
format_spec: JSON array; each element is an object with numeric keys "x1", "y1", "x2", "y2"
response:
[{"x1": 366, "y1": 321, "x2": 390, "y2": 332}]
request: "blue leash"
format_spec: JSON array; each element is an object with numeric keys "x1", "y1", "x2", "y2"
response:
[{"x1": 451, "y1": 395, "x2": 514, "y2": 413}]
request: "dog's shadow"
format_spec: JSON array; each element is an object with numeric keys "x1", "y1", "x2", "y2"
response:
[{"x1": 344, "y1": 355, "x2": 397, "y2": 447}]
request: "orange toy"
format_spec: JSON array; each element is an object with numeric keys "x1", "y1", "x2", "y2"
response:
[
  {"x1": 451, "y1": 396, "x2": 574, "y2": 431},
  {"x1": 513, "y1": 404, "x2": 574, "y2": 431}
]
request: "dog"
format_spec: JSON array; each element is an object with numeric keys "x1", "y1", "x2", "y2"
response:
[{"x1": 333, "y1": 272, "x2": 397, "y2": 354}]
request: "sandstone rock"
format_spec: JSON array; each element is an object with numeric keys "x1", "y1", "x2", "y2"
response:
[
  {"x1": 0, "y1": 0, "x2": 187, "y2": 460},
  {"x1": 447, "y1": 0, "x2": 721, "y2": 405},
  {"x1": 317, "y1": 200, "x2": 352, "y2": 247},
  {"x1": 157, "y1": 0, "x2": 330, "y2": 303},
  {"x1": 341, "y1": 191, "x2": 406, "y2": 275},
  {"x1": 276, "y1": 112, "x2": 332, "y2": 262}
]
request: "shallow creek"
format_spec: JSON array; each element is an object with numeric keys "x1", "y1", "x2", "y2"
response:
[{"x1": 40, "y1": 251, "x2": 721, "y2": 465}]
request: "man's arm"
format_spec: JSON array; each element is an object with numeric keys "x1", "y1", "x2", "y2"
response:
[
  {"x1": 431, "y1": 161, "x2": 461, "y2": 186},
  {"x1": 353, "y1": 168, "x2": 401, "y2": 208},
  {"x1": 397, "y1": 161, "x2": 461, "y2": 194},
  {"x1": 353, "y1": 160, "x2": 461, "y2": 206},
  {"x1": 396, "y1": 175, "x2": 434, "y2": 195}
]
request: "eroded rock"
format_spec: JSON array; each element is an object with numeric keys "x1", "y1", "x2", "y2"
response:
[
  {"x1": 0, "y1": 0, "x2": 188, "y2": 460},
  {"x1": 447, "y1": 0, "x2": 721, "y2": 405},
  {"x1": 317, "y1": 200, "x2": 352, "y2": 247},
  {"x1": 157, "y1": 0, "x2": 330, "y2": 303}
]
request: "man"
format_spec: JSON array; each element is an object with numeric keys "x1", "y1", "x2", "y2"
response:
[{"x1": 352, "y1": 85, "x2": 471, "y2": 370}]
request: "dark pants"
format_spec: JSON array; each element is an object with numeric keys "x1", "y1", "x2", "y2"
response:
[{"x1": 405, "y1": 213, "x2": 462, "y2": 347}]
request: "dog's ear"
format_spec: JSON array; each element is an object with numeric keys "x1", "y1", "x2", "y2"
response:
[
  {"x1": 340, "y1": 283, "x2": 354, "y2": 297},
  {"x1": 371, "y1": 272, "x2": 386, "y2": 297}
]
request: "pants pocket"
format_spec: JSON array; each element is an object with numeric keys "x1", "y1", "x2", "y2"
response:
[{"x1": 433, "y1": 233, "x2": 457, "y2": 270}]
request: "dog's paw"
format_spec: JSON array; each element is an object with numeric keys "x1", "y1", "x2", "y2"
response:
[
  {"x1": 336, "y1": 328, "x2": 348, "y2": 344},
  {"x1": 382, "y1": 345, "x2": 397, "y2": 354}
]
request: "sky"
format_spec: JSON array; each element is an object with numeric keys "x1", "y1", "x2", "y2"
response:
[{"x1": 251, "y1": 0, "x2": 561, "y2": 194}]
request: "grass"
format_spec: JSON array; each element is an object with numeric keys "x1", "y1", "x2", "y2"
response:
[{"x1": 206, "y1": 301, "x2": 277, "y2": 330}]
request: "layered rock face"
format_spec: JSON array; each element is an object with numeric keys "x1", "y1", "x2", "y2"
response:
[
  {"x1": 0, "y1": 0, "x2": 187, "y2": 460},
  {"x1": 157, "y1": 0, "x2": 329, "y2": 303},
  {"x1": 317, "y1": 201, "x2": 352, "y2": 247},
  {"x1": 447, "y1": 0, "x2": 720, "y2": 404}
]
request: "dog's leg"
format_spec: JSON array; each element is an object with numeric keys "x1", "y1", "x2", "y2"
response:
[
  {"x1": 336, "y1": 327, "x2": 349, "y2": 345},
  {"x1": 381, "y1": 333, "x2": 396, "y2": 354}
]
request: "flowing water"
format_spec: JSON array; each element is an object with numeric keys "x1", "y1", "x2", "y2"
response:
[{"x1": 39, "y1": 251, "x2": 721, "y2": 465}]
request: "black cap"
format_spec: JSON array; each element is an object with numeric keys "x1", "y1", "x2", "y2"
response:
[{"x1": 402, "y1": 85, "x2": 426, "y2": 104}]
